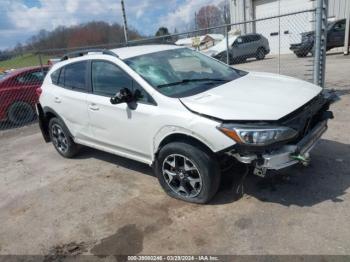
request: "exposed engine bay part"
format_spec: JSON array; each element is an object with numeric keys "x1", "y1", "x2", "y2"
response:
[
  {"x1": 253, "y1": 167, "x2": 267, "y2": 178},
  {"x1": 224, "y1": 120, "x2": 327, "y2": 174},
  {"x1": 290, "y1": 153, "x2": 311, "y2": 167}
]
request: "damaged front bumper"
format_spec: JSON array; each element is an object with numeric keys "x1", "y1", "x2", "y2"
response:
[
  {"x1": 231, "y1": 120, "x2": 327, "y2": 171},
  {"x1": 226, "y1": 90, "x2": 339, "y2": 174}
]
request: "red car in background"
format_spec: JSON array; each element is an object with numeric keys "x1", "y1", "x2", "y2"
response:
[{"x1": 0, "y1": 66, "x2": 49, "y2": 125}]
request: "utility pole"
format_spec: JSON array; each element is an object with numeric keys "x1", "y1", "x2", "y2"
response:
[
  {"x1": 314, "y1": 0, "x2": 328, "y2": 87},
  {"x1": 344, "y1": 0, "x2": 350, "y2": 55},
  {"x1": 195, "y1": 12, "x2": 197, "y2": 31},
  {"x1": 120, "y1": 0, "x2": 128, "y2": 44},
  {"x1": 278, "y1": 0, "x2": 281, "y2": 74}
]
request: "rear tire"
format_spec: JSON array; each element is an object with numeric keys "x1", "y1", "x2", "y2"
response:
[
  {"x1": 7, "y1": 102, "x2": 35, "y2": 125},
  {"x1": 154, "y1": 142, "x2": 221, "y2": 204},
  {"x1": 49, "y1": 117, "x2": 79, "y2": 158},
  {"x1": 296, "y1": 52, "x2": 308, "y2": 58},
  {"x1": 256, "y1": 48, "x2": 266, "y2": 60}
]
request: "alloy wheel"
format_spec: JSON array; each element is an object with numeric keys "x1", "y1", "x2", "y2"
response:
[
  {"x1": 162, "y1": 154, "x2": 203, "y2": 198},
  {"x1": 51, "y1": 123, "x2": 69, "y2": 154}
]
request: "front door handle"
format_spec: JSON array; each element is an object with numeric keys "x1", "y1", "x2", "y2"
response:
[
  {"x1": 89, "y1": 104, "x2": 99, "y2": 111},
  {"x1": 54, "y1": 97, "x2": 61, "y2": 103}
]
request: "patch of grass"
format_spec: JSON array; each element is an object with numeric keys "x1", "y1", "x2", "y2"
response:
[{"x1": 0, "y1": 53, "x2": 51, "y2": 70}]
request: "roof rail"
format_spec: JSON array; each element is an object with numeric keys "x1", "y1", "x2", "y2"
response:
[{"x1": 60, "y1": 49, "x2": 119, "y2": 61}]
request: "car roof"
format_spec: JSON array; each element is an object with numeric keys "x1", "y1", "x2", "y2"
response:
[
  {"x1": 0, "y1": 65, "x2": 49, "y2": 80},
  {"x1": 110, "y1": 44, "x2": 184, "y2": 59},
  {"x1": 242, "y1": 33, "x2": 260, "y2": 36},
  {"x1": 10, "y1": 65, "x2": 49, "y2": 75}
]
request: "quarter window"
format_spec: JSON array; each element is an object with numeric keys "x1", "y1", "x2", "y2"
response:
[
  {"x1": 51, "y1": 69, "x2": 60, "y2": 84},
  {"x1": 91, "y1": 61, "x2": 132, "y2": 96}
]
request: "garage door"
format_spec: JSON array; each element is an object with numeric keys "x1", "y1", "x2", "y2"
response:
[{"x1": 254, "y1": 0, "x2": 314, "y2": 54}]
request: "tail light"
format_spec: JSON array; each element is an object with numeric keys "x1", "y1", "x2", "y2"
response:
[{"x1": 36, "y1": 87, "x2": 43, "y2": 98}]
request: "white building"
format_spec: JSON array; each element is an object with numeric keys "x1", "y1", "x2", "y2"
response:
[{"x1": 230, "y1": 0, "x2": 350, "y2": 54}]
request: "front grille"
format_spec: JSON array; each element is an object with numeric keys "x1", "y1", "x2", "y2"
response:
[{"x1": 282, "y1": 94, "x2": 330, "y2": 143}]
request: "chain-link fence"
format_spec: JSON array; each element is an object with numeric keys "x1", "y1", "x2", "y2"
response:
[{"x1": 0, "y1": 6, "x2": 324, "y2": 131}]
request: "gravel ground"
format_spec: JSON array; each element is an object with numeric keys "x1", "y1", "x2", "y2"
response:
[{"x1": 0, "y1": 53, "x2": 349, "y2": 256}]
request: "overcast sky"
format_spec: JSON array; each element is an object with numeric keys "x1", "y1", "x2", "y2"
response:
[{"x1": 0, "y1": 0, "x2": 224, "y2": 50}]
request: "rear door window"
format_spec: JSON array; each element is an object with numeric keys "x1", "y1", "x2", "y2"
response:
[{"x1": 60, "y1": 61, "x2": 88, "y2": 91}]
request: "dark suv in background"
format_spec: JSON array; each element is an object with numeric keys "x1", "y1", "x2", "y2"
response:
[
  {"x1": 212, "y1": 33, "x2": 270, "y2": 64},
  {"x1": 290, "y1": 19, "x2": 348, "y2": 57}
]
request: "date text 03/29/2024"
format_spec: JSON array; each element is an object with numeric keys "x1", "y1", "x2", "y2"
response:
[{"x1": 127, "y1": 255, "x2": 220, "y2": 261}]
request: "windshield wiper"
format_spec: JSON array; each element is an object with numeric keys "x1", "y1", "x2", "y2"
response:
[{"x1": 157, "y1": 78, "x2": 229, "y2": 89}]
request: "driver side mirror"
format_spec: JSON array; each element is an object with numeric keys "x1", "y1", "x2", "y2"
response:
[{"x1": 110, "y1": 88, "x2": 134, "y2": 105}]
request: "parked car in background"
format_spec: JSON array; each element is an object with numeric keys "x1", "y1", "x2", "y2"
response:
[
  {"x1": 48, "y1": 58, "x2": 61, "y2": 66},
  {"x1": 290, "y1": 19, "x2": 348, "y2": 57},
  {"x1": 37, "y1": 46, "x2": 337, "y2": 204},
  {"x1": 0, "y1": 66, "x2": 49, "y2": 125},
  {"x1": 205, "y1": 33, "x2": 270, "y2": 64},
  {"x1": 175, "y1": 34, "x2": 224, "y2": 51}
]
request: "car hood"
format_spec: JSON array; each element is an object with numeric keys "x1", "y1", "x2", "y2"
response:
[
  {"x1": 301, "y1": 31, "x2": 315, "y2": 36},
  {"x1": 203, "y1": 35, "x2": 238, "y2": 56},
  {"x1": 180, "y1": 72, "x2": 322, "y2": 121}
]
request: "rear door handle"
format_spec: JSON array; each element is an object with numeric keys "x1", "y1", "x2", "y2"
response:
[
  {"x1": 54, "y1": 97, "x2": 61, "y2": 103},
  {"x1": 89, "y1": 104, "x2": 99, "y2": 111}
]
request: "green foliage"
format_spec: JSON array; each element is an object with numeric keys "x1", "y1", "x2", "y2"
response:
[
  {"x1": 0, "y1": 53, "x2": 51, "y2": 70},
  {"x1": 155, "y1": 27, "x2": 170, "y2": 36}
]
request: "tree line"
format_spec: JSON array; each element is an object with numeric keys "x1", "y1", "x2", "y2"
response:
[
  {"x1": 1, "y1": 2, "x2": 230, "y2": 61},
  {"x1": 0, "y1": 21, "x2": 142, "y2": 60}
]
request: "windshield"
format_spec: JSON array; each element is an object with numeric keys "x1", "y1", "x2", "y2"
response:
[
  {"x1": 327, "y1": 22, "x2": 334, "y2": 30},
  {"x1": 0, "y1": 71, "x2": 12, "y2": 81},
  {"x1": 125, "y1": 48, "x2": 244, "y2": 98}
]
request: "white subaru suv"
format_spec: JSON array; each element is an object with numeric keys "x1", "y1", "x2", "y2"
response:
[{"x1": 37, "y1": 45, "x2": 337, "y2": 203}]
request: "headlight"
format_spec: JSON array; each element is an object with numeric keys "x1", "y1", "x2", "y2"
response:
[{"x1": 218, "y1": 124, "x2": 298, "y2": 146}]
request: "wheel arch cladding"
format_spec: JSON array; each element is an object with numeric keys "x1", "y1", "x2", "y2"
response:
[
  {"x1": 42, "y1": 106, "x2": 74, "y2": 140},
  {"x1": 155, "y1": 133, "x2": 215, "y2": 158}
]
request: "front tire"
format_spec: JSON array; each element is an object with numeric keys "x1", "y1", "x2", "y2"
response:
[
  {"x1": 256, "y1": 48, "x2": 266, "y2": 60},
  {"x1": 216, "y1": 52, "x2": 232, "y2": 65},
  {"x1": 49, "y1": 117, "x2": 79, "y2": 158},
  {"x1": 155, "y1": 142, "x2": 221, "y2": 204}
]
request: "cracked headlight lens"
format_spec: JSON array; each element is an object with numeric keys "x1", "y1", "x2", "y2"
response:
[{"x1": 218, "y1": 124, "x2": 298, "y2": 146}]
